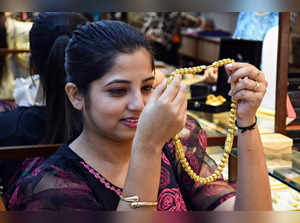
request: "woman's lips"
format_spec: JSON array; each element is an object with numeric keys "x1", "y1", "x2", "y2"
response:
[{"x1": 120, "y1": 118, "x2": 139, "y2": 128}]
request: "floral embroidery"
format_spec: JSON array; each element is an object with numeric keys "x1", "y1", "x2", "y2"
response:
[
  {"x1": 185, "y1": 151, "x2": 200, "y2": 173},
  {"x1": 31, "y1": 168, "x2": 41, "y2": 176},
  {"x1": 167, "y1": 139, "x2": 175, "y2": 153},
  {"x1": 186, "y1": 118, "x2": 197, "y2": 131},
  {"x1": 8, "y1": 181, "x2": 22, "y2": 210},
  {"x1": 80, "y1": 161, "x2": 122, "y2": 196},
  {"x1": 157, "y1": 188, "x2": 187, "y2": 211},
  {"x1": 159, "y1": 166, "x2": 171, "y2": 189},
  {"x1": 162, "y1": 152, "x2": 171, "y2": 166},
  {"x1": 197, "y1": 129, "x2": 207, "y2": 150}
]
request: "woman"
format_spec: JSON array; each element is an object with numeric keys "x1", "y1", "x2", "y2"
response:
[{"x1": 8, "y1": 20, "x2": 272, "y2": 211}]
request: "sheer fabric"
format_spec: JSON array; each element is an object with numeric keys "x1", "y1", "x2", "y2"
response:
[{"x1": 8, "y1": 115, "x2": 235, "y2": 211}]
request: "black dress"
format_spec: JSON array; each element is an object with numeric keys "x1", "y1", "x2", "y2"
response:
[{"x1": 7, "y1": 115, "x2": 236, "y2": 211}]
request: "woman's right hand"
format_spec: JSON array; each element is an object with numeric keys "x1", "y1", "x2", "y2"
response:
[{"x1": 134, "y1": 75, "x2": 187, "y2": 151}]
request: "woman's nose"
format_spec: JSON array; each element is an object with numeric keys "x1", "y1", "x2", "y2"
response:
[{"x1": 127, "y1": 91, "x2": 145, "y2": 111}]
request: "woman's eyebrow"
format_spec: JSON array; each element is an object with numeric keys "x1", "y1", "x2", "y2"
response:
[
  {"x1": 143, "y1": 76, "x2": 155, "y2": 82},
  {"x1": 104, "y1": 76, "x2": 154, "y2": 87},
  {"x1": 104, "y1": 80, "x2": 130, "y2": 87}
]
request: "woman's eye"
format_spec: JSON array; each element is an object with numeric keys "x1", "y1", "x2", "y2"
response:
[
  {"x1": 107, "y1": 88, "x2": 127, "y2": 97},
  {"x1": 142, "y1": 85, "x2": 153, "y2": 93}
]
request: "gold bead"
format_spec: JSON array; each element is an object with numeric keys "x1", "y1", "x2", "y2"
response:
[
  {"x1": 179, "y1": 153, "x2": 185, "y2": 160},
  {"x1": 182, "y1": 162, "x2": 188, "y2": 169},
  {"x1": 221, "y1": 158, "x2": 227, "y2": 164},
  {"x1": 212, "y1": 174, "x2": 218, "y2": 180},
  {"x1": 217, "y1": 166, "x2": 224, "y2": 172},
  {"x1": 228, "y1": 129, "x2": 234, "y2": 135},
  {"x1": 224, "y1": 145, "x2": 230, "y2": 153},
  {"x1": 214, "y1": 170, "x2": 221, "y2": 177},
  {"x1": 198, "y1": 179, "x2": 204, "y2": 184},
  {"x1": 223, "y1": 153, "x2": 229, "y2": 159}
]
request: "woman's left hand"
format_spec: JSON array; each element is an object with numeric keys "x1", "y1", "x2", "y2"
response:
[
  {"x1": 225, "y1": 62, "x2": 268, "y2": 126},
  {"x1": 203, "y1": 67, "x2": 218, "y2": 83}
]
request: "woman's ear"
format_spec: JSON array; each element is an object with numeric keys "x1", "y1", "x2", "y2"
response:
[{"x1": 65, "y1": 83, "x2": 84, "y2": 111}]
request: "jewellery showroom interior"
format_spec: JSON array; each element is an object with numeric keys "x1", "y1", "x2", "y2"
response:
[{"x1": 0, "y1": 12, "x2": 300, "y2": 211}]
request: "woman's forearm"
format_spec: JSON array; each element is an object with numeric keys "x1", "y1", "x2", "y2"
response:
[
  {"x1": 117, "y1": 140, "x2": 163, "y2": 211},
  {"x1": 235, "y1": 126, "x2": 273, "y2": 210}
]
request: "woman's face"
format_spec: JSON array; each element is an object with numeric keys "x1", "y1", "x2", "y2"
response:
[{"x1": 83, "y1": 48, "x2": 154, "y2": 142}]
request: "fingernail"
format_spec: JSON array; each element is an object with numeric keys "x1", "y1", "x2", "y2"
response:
[
  {"x1": 227, "y1": 76, "x2": 231, "y2": 83},
  {"x1": 228, "y1": 90, "x2": 232, "y2": 96},
  {"x1": 176, "y1": 74, "x2": 182, "y2": 80},
  {"x1": 225, "y1": 63, "x2": 233, "y2": 70}
]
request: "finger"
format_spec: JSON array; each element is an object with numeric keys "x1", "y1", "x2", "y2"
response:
[
  {"x1": 177, "y1": 99, "x2": 187, "y2": 132},
  {"x1": 228, "y1": 77, "x2": 263, "y2": 96},
  {"x1": 160, "y1": 75, "x2": 182, "y2": 103},
  {"x1": 233, "y1": 67, "x2": 265, "y2": 83},
  {"x1": 225, "y1": 62, "x2": 252, "y2": 74},
  {"x1": 179, "y1": 101, "x2": 187, "y2": 130},
  {"x1": 178, "y1": 96, "x2": 187, "y2": 117},
  {"x1": 226, "y1": 64, "x2": 265, "y2": 84},
  {"x1": 149, "y1": 78, "x2": 167, "y2": 102},
  {"x1": 172, "y1": 83, "x2": 188, "y2": 107},
  {"x1": 231, "y1": 89, "x2": 263, "y2": 104}
]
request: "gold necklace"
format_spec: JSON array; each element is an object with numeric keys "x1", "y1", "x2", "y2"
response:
[{"x1": 168, "y1": 58, "x2": 236, "y2": 184}]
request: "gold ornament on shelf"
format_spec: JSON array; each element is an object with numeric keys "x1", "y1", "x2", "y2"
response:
[
  {"x1": 205, "y1": 94, "x2": 226, "y2": 106},
  {"x1": 168, "y1": 58, "x2": 236, "y2": 184}
]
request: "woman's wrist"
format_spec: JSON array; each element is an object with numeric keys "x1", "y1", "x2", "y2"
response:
[
  {"x1": 133, "y1": 129, "x2": 166, "y2": 152},
  {"x1": 236, "y1": 116, "x2": 256, "y2": 127},
  {"x1": 132, "y1": 134, "x2": 164, "y2": 156}
]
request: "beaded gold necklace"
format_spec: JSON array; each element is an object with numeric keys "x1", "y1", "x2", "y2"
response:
[{"x1": 168, "y1": 58, "x2": 236, "y2": 184}]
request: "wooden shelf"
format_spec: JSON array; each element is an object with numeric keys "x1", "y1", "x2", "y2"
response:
[
  {"x1": 286, "y1": 125, "x2": 300, "y2": 130},
  {"x1": 0, "y1": 48, "x2": 30, "y2": 55}
]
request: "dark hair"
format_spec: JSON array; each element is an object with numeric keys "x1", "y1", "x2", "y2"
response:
[
  {"x1": 44, "y1": 35, "x2": 70, "y2": 143},
  {"x1": 0, "y1": 13, "x2": 7, "y2": 88},
  {"x1": 65, "y1": 20, "x2": 154, "y2": 139},
  {"x1": 29, "y1": 12, "x2": 87, "y2": 144}
]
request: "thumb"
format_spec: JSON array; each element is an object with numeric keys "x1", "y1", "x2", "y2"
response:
[{"x1": 224, "y1": 63, "x2": 234, "y2": 75}]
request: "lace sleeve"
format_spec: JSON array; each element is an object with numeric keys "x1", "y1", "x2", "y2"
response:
[
  {"x1": 8, "y1": 165, "x2": 102, "y2": 211},
  {"x1": 172, "y1": 114, "x2": 236, "y2": 210}
]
